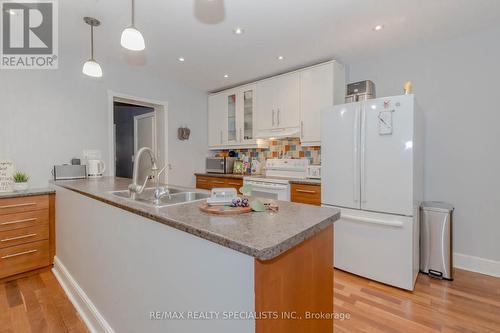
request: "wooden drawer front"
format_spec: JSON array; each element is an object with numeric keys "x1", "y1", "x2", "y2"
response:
[
  {"x1": 196, "y1": 176, "x2": 212, "y2": 190},
  {"x1": 0, "y1": 240, "x2": 50, "y2": 279},
  {"x1": 0, "y1": 225, "x2": 49, "y2": 249},
  {"x1": 0, "y1": 209, "x2": 49, "y2": 232},
  {"x1": 225, "y1": 179, "x2": 243, "y2": 191},
  {"x1": 209, "y1": 177, "x2": 227, "y2": 187},
  {"x1": 291, "y1": 184, "x2": 321, "y2": 206},
  {"x1": 0, "y1": 195, "x2": 49, "y2": 215}
]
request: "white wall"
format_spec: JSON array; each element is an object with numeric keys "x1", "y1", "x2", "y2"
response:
[
  {"x1": 0, "y1": 2, "x2": 207, "y2": 188},
  {"x1": 346, "y1": 26, "x2": 500, "y2": 264}
]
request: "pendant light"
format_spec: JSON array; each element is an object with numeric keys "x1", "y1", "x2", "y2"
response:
[
  {"x1": 82, "y1": 17, "x2": 102, "y2": 78},
  {"x1": 121, "y1": 0, "x2": 145, "y2": 51}
]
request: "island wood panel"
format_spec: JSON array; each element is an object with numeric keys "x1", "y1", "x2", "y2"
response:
[
  {"x1": 291, "y1": 183, "x2": 321, "y2": 206},
  {"x1": 255, "y1": 225, "x2": 333, "y2": 333}
]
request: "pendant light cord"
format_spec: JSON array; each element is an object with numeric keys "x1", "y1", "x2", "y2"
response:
[
  {"x1": 131, "y1": 0, "x2": 135, "y2": 27},
  {"x1": 90, "y1": 24, "x2": 94, "y2": 60}
]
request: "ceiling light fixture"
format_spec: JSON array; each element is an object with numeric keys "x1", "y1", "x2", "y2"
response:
[
  {"x1": 82, "y1": 17, "x2": 103, "y2": 78},
  {"x1": 178, "y1": 57, "x2": 185, "y2": 62},
  {"x1": 6, "y1": 9, "x2": 16, "y2": 15},
  {"x1": 224, "y1": 74, "x2": 229, "y2": 78},
  {"x1": 233, "y1": 27, "x2": 244, "y2": 35},
  {"x1": 121, "y1": 0, "x2": 145, "y2": 51},
  {"x1": 373, "y1": 24, "x2": 384, "y2": 31},
  {"x1": 277, "y1": 56, "x2": 284, "y2": 60}
]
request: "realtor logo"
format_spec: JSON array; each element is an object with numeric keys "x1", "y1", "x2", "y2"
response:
[{"x1": 1, "y1": 0, "x2": 58, "y2": 69}]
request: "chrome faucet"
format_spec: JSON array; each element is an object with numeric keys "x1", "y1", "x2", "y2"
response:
[{"x1": 128, "y1": 147, "x2": 170, "y2": 203}]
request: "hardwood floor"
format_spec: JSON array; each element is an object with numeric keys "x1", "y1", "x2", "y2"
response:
[
  {"x1": 0, "y1": 269, "x2": 88, "y2": 333},
  {"x1": 334, "y1": 268, "x2": 500, "y2": 333},
  {"x1": 1, "y1": 267, "x2": 499, "y2": 332}
]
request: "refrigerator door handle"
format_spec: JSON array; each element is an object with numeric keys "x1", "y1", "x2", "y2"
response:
[
  {"x1": 342, "y1": 214, "x2": 404, "y2": 228},
  {"x1": 353, "y1": 108, "x2": 360, "y2": 203},
  {"x1": 360, "y1": 105, "x2": 367, "y2": 203}
]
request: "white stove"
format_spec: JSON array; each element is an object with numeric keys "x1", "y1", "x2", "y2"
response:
[{"x1": 243, "y1": 159, "x2": 310, "y2": 201}]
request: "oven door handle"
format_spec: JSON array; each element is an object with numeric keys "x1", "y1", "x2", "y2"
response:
[{"x1": 245, "y1": 182, "x2": 288, "y2": 191}]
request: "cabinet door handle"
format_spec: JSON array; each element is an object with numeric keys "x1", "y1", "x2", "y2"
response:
[
  {"x1": 277, "y1": 109, "x2": 280, "y2": 126},
  {"x1": 1, "y1": 217, "x2": 37, "y2": 225},
  {"x1": 211, "y1": 180, "x2": 225, "y2": 184},
  {"x1": 197, "y1": 179, "x2": 207, "y2": 182},
  {"x1": 1, "y1": 249, "x2": 38, "y2": 259},
  {"x1": 0, "y1": 202, "x2": 36, "y2": 209},
  {"x1": 227, "y1": 182, "x2": 241, "y2": 186},
  {"x1": 272, "y1": 110, "x2": 275, "y2": 127},
  {"x1": 220, "y1": 131, "x2": 223, "y2": 144},
  {"x1": 240, "y1": 128, "x2": 243, "y2": 141},
  {"x1": 1, "y1": 233, "x2": 37, "y2": 242},
  {"x1": 296, "y1": 189, "x2": 317, "y2": 194},
  {"x1": 300, "y1": 121, "x2": 304, "y2": 138}
]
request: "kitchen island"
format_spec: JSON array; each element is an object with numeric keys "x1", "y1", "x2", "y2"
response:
[{"x1": 53, "y1": 177, "x2": 339, "y2": 333}]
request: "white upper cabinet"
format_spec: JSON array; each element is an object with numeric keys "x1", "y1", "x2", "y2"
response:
[
  {"x1": 274, "y1": 73, "x2": 300, "y2": 129},
  {"x1": 300, "y1": 62, "x2": 346, "y2": 146},
  {"x1": 208, "y1": 61, "x2": 345, "y2": 148},
  {"x1": 256, "y1": 72, "x2": 300, "y2": 135},
  {"x1": 208, "y1": 93, "x2": 227, "y2": 147},
  {"x1": 300, "y1": 63, "x2": 333, "y2": 145},
  {"x1": 208, "y1": 85, "x2": 256, "y2": 148}
]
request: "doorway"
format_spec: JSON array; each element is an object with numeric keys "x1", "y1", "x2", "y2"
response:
[{"x1": 109, "y1": 92, "x2": 168, "y2": 184}]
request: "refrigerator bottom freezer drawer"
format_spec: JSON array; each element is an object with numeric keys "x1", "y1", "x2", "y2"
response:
[{"x1": 333, "y1": 208, "x2": 419, "y2": 291}]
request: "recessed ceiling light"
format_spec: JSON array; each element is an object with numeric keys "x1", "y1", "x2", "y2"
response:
[
  {"x1": 178, "y1": 57, "x2": 185, "y2": 62},
  {"x1": 224, "y1": 74, "x2": 229, "y2": 78},
  {"x1": 6, "y1": 9, "x2": 16, "y2": 15},
  {"x1": 233, "y1": 27, "x2": 244, "y2": 35},
  {"x1": 373, "y1": 25, "x2": 384, "y2": 31},
  {"x1": 277, "y1": 56, "x2": 285, "y2": 60}
]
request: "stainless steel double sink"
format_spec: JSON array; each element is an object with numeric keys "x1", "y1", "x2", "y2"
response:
[{"x1": 110, "y1": 187, "x2": 210, "y2": 208}]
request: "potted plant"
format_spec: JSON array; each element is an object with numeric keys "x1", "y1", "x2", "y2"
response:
[{"x1": 12, "y1": 171, "x2": 29, "y2": 191}]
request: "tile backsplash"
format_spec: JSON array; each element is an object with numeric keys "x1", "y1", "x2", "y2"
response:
[{"x1": 213, "y1": 138, "x2": 321, "y2": 165}]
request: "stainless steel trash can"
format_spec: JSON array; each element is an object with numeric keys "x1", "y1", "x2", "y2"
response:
[{"x1": 420, "y1": 201, "x2": 454, "y2": 280}]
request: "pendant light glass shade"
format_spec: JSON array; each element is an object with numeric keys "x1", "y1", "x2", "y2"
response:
[
  {"x1": 121, "y1": 0, "x2": 145, "y2": 51},
  {"x1": 82, "y1": 60, "x2": 103, "y2": 77},
  {"x1": 120, "y1": 27, "x2": 145, "y2": 51}
]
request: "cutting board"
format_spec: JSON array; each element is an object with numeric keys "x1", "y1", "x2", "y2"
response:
[{"x1": 199, "y1": 203, "x2": 252, "y2": 215}]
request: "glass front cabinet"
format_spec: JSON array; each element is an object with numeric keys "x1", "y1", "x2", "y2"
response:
[{"x1": 208, "y1": 84, "x2": 256, "y2": 148}]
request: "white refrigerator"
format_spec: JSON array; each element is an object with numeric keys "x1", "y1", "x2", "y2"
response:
[{"x1": 322, "y1": 94, "x2": 423, "y2": 290}]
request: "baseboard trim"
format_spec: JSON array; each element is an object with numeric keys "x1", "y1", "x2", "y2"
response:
[
  {"x1": 454, "y1": 253, "x2": 500, "y2": 278},
  {"x1": 52, "y1": 256, "x2": 114, "y2": 333}
]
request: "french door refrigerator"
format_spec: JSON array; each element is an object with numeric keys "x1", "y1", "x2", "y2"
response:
[{"x1": 322, "y1": 94, "x2": 423, "y2": 290}]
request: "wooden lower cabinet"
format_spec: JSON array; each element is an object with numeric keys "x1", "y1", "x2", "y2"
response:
[
  {"x1": 291, "y1": 183, "x2": 321, "y2": 206},
  {"x1": 196, "y1": 175, "x2": 243, "y2": 192},
  {"x1": 255, "y1": 225, "x2": 333, "y2": 332},
  {"x1": 0, "y1": 194, "x2": 55, "y2": 280}
]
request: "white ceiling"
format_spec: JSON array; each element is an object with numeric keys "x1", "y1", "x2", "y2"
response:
[{"x1": 66, "y1": 0, "x2": 500, "y2": 92}]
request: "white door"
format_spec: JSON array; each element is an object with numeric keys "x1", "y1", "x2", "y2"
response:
[
  {"x1": 275, "y1": 72, "x2": 300, "y2": 129},
  {"x1": 321, "y1": 103, "x2": 361, "y2": 209},
  {"x1": 256, "y1": 79, "x2": 276, "y2": 131},
  {"x1": 361, "y1": 95, "x2": 414, "y2": 216},
  {"x1": 300, "y1": 63, "x2": 333, "y2": 144},
  {"x1": 208, "y1": 93, "x2": 227, "y2": 147},
  {"x1": 134, "y1": 112, "x2": 156, "y2": 181}
]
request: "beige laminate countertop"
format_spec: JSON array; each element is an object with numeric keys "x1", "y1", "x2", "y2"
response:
[{"x1": 53, "y1": 177, "x2": 338, "y2": 260}]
